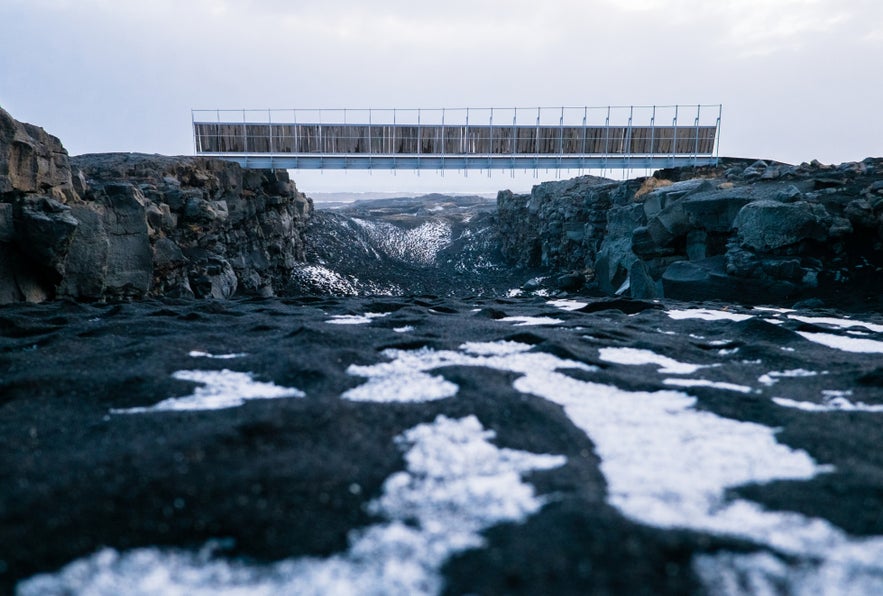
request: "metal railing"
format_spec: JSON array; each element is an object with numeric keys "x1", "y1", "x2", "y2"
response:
[{"x1": 191, "y1": 105, "x2": 722, "y2": 170}]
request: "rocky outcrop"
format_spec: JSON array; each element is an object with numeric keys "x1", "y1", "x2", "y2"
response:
[
  {"x1": 497, "y1": 158, "x2": 883, "y2": 306},
  {"x1": 497, "y1": 175, "x2": 634, "y2": 290},
  {"x1": 0, "y1": 107, "x2": 312, "y2": 303}
]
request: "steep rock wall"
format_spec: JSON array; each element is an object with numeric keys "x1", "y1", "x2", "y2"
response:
[
  {"x1": 0, "y1": 107, "x2": 312, "y2": 303},
  {"x1": 497, "y1": 158, "x2": 883, "y2": 306}
]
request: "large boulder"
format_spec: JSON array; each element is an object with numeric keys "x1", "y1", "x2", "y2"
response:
[{"x1": 734, "y1": 200, "x2": 830, "y2": 252}]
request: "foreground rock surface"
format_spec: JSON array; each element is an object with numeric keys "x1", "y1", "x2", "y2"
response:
[
  {"x1": 1, "y1": 107, "x2": 312, "y2": 302},
  {"x1": 2, "y1": 295, "x2": 883, "y2": 594}
]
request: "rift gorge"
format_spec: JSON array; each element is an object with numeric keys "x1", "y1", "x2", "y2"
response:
[{"x1": 2, "y1": 105, "x2": 883, "y2": 595}]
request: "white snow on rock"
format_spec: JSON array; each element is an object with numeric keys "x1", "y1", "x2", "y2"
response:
[
  {"x1": 188, "y1": 351, "x2": 246, "y2": 360},
  {"x1": 351, "y1": 218, "x2": 452, "y2": 265},
  {"x1": 773, "y1": 395, "x2": 883, "y2": 413},
  {"x1": 338, "y1": 341, "x2": 883, "y2": 593},
  {"x1": 758, "y1": 369, "x2": 822, "y2": 387},
  {"x1": 787, "y1": 314, "x2": 883, "y2": 334},
  {"x1": 797, "y1": 331, "x2": 883, "y2": 353},
  {"x1": 326, "y1": 313, "x2": 390, "y2": 325},
  {"x1": 17, "y1": 415, "x2": 564, "y2": 596},
  {"x1": 598, "y1": 347, "x2": 710, "y2": 375},
  {"x1": 341, "y1": 342, "x2": 594, "y2": 404},
  {"x1": 290, "y1": 264, "x2": 360, "y2": 296},
  {"x1": 111, "y1": 370, "x2": 304, "y2": 413},
  {"x1": 547, "y1": 299, "x2": 588, "y2": 311},
  {"x1": 666, "y1": 308, "x2": 753, "y2": 322},
  {"x1": 663, "y1": 378, "x2": 753, "y2": 394},
  {"x1": 498, "y1": 316, "x2": 563, "y2": 326}
]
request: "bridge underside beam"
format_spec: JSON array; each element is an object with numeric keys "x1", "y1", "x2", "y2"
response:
[{"x1": 200, "y1": 155, "x2": 718, "y2": 170}]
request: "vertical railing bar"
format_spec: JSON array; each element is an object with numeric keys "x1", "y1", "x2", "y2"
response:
[
  {"x1": 602, "y1": 106, "x2": 610, "y2": 173},
  {"x1": 465, "y1": 107, "x2": 470, "y2": 170},
  {"x1": 672, "y1": 105, "x2": 679, "y2": 166},
  {"x1": 693, "y1": 104, "x2": 701, "y2": 165},
  {"x1": 268, "y1": 108, "x2": 274, "y2": 158},
  {"x1": 488, "y1": 107, "x2": 493, "y2": 175},
  {"x1": 649, "y1": 105, "x2": 656, "y2": 160},
  {"x1": 441, "y1": 107, "x2": 446, "y2": 170},
  {"x1": 191, "y1": 109, "x2": 198, "y2": 154},
  {"x1": 580, "y1": 106, "x2": 587, "y2": 173},
  {"x1": 625, "y1": 105, "x2": 633, "y2": 173},
  {"x1": 242, "y1": 109, "x2": 247, "y2": 154},
  {"x1": 715, "y1": 104, "x2": 723, "y2": 166},
  {"x1": 534, "y1": 107, "x2": 540, "y2": 174}
]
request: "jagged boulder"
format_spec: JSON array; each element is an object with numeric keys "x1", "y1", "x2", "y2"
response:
[
  {"x1": 0, "y1": 108, "x2": 314, "y2": 303},
  {"x1": 734, "y1": 200, "x2": 830, "y2": 252}
]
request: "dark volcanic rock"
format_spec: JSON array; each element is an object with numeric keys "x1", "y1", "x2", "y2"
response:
[
  {"x1": 0, "y1": 107, "x2": 313, "y2": 303},
  {"x1": 497, "y1": 157, "x2": 883, "y2": 307},
  {"x1": 291, "y1": 195, "x2": 514, "y2": 296}
]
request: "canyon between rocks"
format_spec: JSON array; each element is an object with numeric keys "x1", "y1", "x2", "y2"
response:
[{"x1": 2, "y1": 108, "x2": 883, "y2": 595}]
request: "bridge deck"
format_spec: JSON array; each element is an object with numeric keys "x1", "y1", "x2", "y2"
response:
[{"x1": 192, "y1": 106, "x2": 721, "y2": 170}]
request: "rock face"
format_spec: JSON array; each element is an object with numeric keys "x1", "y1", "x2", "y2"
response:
[
  {"x1": 0, "y1": 107, "x2": 312, "y2": 303},
  {"x1": 497, "y1": 158, "x2": 883, "y2": 306}
]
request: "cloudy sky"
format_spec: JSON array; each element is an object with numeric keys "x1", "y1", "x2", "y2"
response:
[{"x1": 1, "y1": 0, "x2": 880, "y2": 194}]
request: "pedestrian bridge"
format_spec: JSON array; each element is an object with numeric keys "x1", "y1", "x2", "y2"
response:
[{"x1": 192, "y1": 105, "x2": 721, "y2": 171}]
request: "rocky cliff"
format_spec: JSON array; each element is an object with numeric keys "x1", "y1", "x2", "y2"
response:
[
  {"x1": 497, "y1": 158, "x2": 883, "y2": 307},
  {"x1": 0, "y1": 107, "x2": 312, "y2": 303}
]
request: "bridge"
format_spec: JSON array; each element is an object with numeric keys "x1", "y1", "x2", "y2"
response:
[{"x1": 192, "y1": 105, "x2": 721, "y2": 171}]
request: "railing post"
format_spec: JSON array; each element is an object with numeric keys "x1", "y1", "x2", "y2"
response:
[
  {"x1": 602, "y1": 106, "x2": 611, "y2": 172},
  {"x1": 558, "y1": 106, "x2": 564, "y2": 173},
  {"x1": 649, "y1": 105, "x2": 656, "y2": 161},
  {"x1": 242, "y1": 109, "x2": 247, "y2": 154},
  {"x1": 625, "y1": 105, "x2": 633, "y2": 173},
  {"x1": 671, "y1": 105, "x2": 679, "y2": 166},
  {"x1": 511, "y1": 107, "x2": 517, "y2": 172},
  {"x1": 441, "y1": 107, "x2": 446, "y2": 171},
  {"x1": 191, "y1": 109, "x2": 197, "y2": 154},
  {"x1": 534, "y1": 107, "x2": 540, "y2": 173},
  {"x1": 580, "y1": 106, "x2": 587, "y2": 173},
  {"x1": 693, "y1": 104, "x2": 701, "y2": 165},
  {"x1": 268, "y1": 108, "x2": 274, "y2": 157},
  {"x1": 488, "y1": 108, "x2": 494, "y2": 174},
  {"x1": 715, "y1": 104, "x2": 723, "y2": 166}
]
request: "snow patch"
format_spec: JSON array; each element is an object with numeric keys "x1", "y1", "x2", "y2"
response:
[
  {"x1": 111, "y1": 370, "x2": 304, "y2": 413},
  {"x1": 797, "y1": 331, "x2": 883, "y2": 353},
  {"x1": 290, "y1": 265, "x2": 359, "y2": 296},
  {"x1": 498, "y1": 316, "x2": 563, "y2": 326},
  {"x1": 598, "y1": 347, "x2": 710, "y2": 375},
  {"x1": 17, "y1": 415, "x2": 564, "y2": 596},
  {"x1": 663, "y1": 378, "x2": 753, "y2": 394},
  {"x1": 773, "y1": 395, "x2": 883, "y2": 413},
  {"x1": 758, "y1": 369, "x2": 821, "y2": 387},
  {"x1": 547, "y1": 299, "x2": 588, "y2": 311},
  {"x1": 787, "y1": 314, "x2": 883, "y2": 334},
  {"x1": 352, "y1": 218, "x2": 452, "y2": 265},
  {"x1": 336, "y1": 342, "x2": 883, "y2": 594},
  {"x1": 326, "y1": 313, "x2": 390, "y2": 325},
  {"x1": 666, "y1": 308, "x2": 753, "y2": 322},
  {"x1": 188, "y1": 351, "x2": 246, "y2": 360}
]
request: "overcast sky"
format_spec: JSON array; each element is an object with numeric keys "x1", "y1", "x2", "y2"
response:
[{"x1": 1, "y1": 0, "x2": 880, "y2": 195}]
